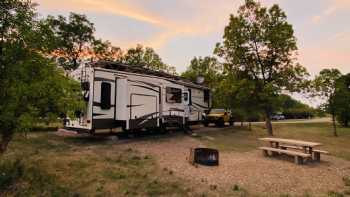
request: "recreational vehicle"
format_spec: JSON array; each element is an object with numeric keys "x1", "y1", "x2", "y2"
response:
[{"x1": 65, "y1": 61, "x2": 211, "y2": 134}]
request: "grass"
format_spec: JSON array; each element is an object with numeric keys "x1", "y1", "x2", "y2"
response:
[
  {"x1": 1, "y1": 121, "x2": 350, "y2": 196},
  {"x1": 1, "y1": 132, "x2": 191, "y2": 197},
  {"x1": 198, "y1": 122, "x2": 350, "y2": 160}
]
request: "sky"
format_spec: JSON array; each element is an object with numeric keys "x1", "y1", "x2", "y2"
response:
[{"x1": 35, "y1": 0, "x2": 349, "y2": 77}]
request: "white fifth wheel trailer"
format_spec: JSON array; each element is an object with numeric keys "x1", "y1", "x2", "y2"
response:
[{"x1": 65, "y1": 61, "x2": 211, "y2": 133}]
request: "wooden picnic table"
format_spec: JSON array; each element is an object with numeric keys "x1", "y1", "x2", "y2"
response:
[
  {"x1": 258, "y1": 137, "x2": 328, "y2": 164},
  {"x1": 259, "y1": 137, "x2": 322, "y2": 154}
]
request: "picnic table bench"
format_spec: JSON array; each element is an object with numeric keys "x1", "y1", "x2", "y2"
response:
[{"x1": 259, "y1": 138, "x2": 328, "y2": 165}]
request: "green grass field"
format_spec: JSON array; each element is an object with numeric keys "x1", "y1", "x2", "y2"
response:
[{"x1": 1, "y1": 122, "x2": 350, "y2": 196}]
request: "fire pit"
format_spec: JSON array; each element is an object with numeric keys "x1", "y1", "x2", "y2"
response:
[{"x1": 189, "y1": 148, "x2": 219, "y2": 166}]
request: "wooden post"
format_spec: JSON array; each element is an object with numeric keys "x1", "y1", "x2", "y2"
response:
[
  {"x1": 189, "y1": 148, "x2": 195, "y2": 165},
  {"x1": 312, "y1": 152, "x2": 321, "y2": 162},
  {"x1": 262, "y1": 150, "x2": 268, "y2": 157},
  {"x1": 294, "y1": 156, "x2": 303, "y2": 165}
]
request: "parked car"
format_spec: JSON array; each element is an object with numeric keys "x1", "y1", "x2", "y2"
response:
[
  {"x1": 203, "y1": 109, "x2": 234, "y2": 127},
  {"x1": 271, "y1": 114, "x2": 285, "y2": 120}
]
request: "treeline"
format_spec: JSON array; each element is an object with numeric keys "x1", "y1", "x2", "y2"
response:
[
  {"x1": 180, "y1": 0, "x2": 350, "y2": 137},
  {"x1": 278, "y1": 95, "x2": 315, "y2": 119},
  {"x1": 44, "y1": 13, "x2": 176, "y2": 74},
  {"x1": 0, "y1": 0, "x2": 176, "y2": 154}
]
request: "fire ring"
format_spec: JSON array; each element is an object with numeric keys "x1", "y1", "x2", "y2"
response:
[{"x1": 190, "y1": 148, "x2": 219, "y2": 166}]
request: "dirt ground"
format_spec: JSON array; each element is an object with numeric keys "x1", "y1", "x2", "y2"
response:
[{"x1": 110, "y1": 130, "x2": 350, "y2": 196}]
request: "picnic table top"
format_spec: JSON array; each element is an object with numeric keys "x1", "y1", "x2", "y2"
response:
[{"x1": 259, "y1": 137, "x2": 322, "y2": 147}]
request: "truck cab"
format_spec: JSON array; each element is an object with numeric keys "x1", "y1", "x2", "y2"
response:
[{"x1": 203, "y1": 108, "x2": 234, "y2": 127}]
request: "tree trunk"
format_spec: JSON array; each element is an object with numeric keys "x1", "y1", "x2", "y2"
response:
[
  {"x1": 0, "y1": 133, "x2": 12, "y2": 155},
  {"x1": 332, "y1": 112, "x2": 338, "y2": 137},
  {"x1": 241, "y1": 121, "x2": 243, "y2": 127},
  {"x1": 265, "y1": 109, "x2": 273, "y2": 136},
  {"x1": 248, "y1": 122, "x2": 252, "y2": 131}
]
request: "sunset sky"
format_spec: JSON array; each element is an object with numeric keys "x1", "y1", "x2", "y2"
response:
[{"x1": 36, "y1": 0, "x2": 350, "y2": 76}]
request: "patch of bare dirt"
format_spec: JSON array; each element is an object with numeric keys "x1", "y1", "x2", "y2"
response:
[{"x1": 114, "y1": 134, "x2": 350, "y2": 196}]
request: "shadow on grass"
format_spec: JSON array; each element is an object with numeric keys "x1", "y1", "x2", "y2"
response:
[{"x1": 62, "y1": 135, "x2": 112, "y2": 147}]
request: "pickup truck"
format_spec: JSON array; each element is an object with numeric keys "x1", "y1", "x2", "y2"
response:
[{"x1": 203, "y1": 109, "x2": 234, "y2": 127}]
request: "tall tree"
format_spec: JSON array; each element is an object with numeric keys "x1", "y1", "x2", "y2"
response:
[
  {"x1": 92, "y1": 39, "x2": 123, "y2": 62},
  {"x1": 123, "y1": 44, "x2": 176, "y2": 74},
  {"x1": 181, "y1": 56, "x2": 224, "y2": 107},
  {"x1": 181, "y1": 56, "x2": 222, "y2": 88},
  {"x1": 46, "y1": 13, "x2": 95, "y2": 70},
  {"x1": 214, "y1": 0, "x2": 309, "y2": 135},
  {"x1": 334, "y1": 73, "x2": 350, "y2": 127},
  {"x1": 313, "y1": 68, "x2": 342, "y2": 136},
  {"x1": 0, "y1": 0, "x2": 84, "y2": 154}
]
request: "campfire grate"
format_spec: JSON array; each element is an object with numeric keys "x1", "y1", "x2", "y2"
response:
[{"x1": 189, "y1": 148, "x2": 219, "y2": 166}]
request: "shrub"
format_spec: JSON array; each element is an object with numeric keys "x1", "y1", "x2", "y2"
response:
[
  {"x1": 0, "y1": 158, "x2": 74, "y2": 196},
  {"x1": 327, "y1": 191, "x2": 344, "y2": 197},
  {"x1": 0, "y1": 159, "x2": 24, "y2": 190},
  {"x1": 343, "y1": 176, "x2": 350, "y2": 186}
]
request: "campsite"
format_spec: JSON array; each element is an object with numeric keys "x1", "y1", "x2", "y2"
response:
[{"x1": 1, "y1": 0, "x2": 350, "y2": 196}]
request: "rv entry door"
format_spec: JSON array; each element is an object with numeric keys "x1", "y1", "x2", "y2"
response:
[{"x1": 183, "y1": 90, "x2": 190, "y2": 118}]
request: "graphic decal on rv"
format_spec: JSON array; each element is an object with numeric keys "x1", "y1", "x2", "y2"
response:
[
  {"x1": 127, "y1": 104, "x2": 144, "y2": 108},
  {"x1": 94, "y1": 77, "x2": 115, "y2": 82},
  {"x1": 192, "y1": 102, "x2": 209, "y2": 109},
  {"x1": 93, "y1": 102, "x2": 115, "y2": 107},
  {"x1": 129, "y1": 80, "x2": 159, "y2": 88},
  {"x1": 92, "y1": 113, "x2": 105, "y2": 117},
  {"x1": 131, "y1": 85, "x2": 159, "y2": 93}
]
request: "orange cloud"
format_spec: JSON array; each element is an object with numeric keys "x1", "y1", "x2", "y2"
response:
[
  {"x1": 37, "y1": 0, "x2": 241, "y2": 49},
  {"x1": 37, "y1": 0, "x2": 163, "y2": 25}
]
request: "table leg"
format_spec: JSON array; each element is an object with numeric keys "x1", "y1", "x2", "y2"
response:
[{"x1": 303, "y1": 146, "x2": 307, "y2": 153}]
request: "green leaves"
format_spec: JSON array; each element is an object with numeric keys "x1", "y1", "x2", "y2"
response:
[
  {"x1": 334, "y1": 74, "x2": 350, "y2": 127},
  {"x1": 0, "y1": 0, "x2": 85, "y2": 153},
  {"x1": 213, "y1": 0, "x2": 309, "y2": 135},
  {"x1": 45, "y1": 13, "x2": 95, "y2": 70},
  {"x1": 122, "y1": 45, "x2": 176, "y2": 74}
]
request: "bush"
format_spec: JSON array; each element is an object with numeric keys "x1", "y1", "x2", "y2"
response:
[
  {"x1": 283, "y1": 108, "x2": 315, "y2": 119},
  {"x1": 0, "y1": 159, "x2": 24, "y2": 190},
  {"x1": 0, "y1": 158, "x2": 74, "y2": 196}
]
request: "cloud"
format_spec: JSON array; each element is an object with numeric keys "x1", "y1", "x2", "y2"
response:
[
  {"x1": 311, "y1": 0, "x2": 350, "y2": 24},
  {"x1": 37, "y1": 0, "x2": 163, "y2": 25},
  {"x1": 37, "y1": 0, "x2": 243, "y2": 49},
  {"x1": 311, "y1": 15, "x2": 322, "y2": 24},
  {"x1": 299, "y1": 31, "x2": 350, "y2": 76}
]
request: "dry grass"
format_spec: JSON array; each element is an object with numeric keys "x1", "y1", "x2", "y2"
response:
[
  {"x1": 1, "y1": 133, "x2": 191, "y2": 196},
  {"x1": 1, "y1": 122, "x2": 350, "y2": 196},
  {"x1": 198, "y1": 122, "x2": 350, "y2": 160}
]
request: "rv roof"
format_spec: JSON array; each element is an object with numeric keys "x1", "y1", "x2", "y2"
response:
[{"x1": 90, "y1": 61, "x2": 209, "y2": 90}]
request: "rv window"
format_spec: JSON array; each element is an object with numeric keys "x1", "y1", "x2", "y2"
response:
[
  {"x1": 166, "y1": 87, "x2": 182, "y2": 103},
  {"x1": 183, "y1": 92, "x2": 189, "y2": 102},
  {"x1": 204, "y1": 89, "x2": 210, "y2": 102},
  {"x1": 101, "y1": 82, "x2": 111, "y2": 109}
]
